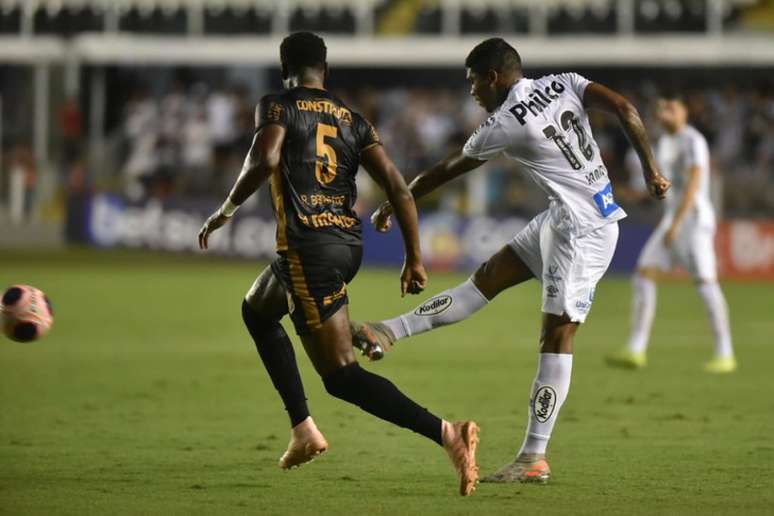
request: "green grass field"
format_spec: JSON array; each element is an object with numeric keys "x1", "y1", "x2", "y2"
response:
[{"x1": 1, "y1": 249, "x2": 773, "y2": 515}]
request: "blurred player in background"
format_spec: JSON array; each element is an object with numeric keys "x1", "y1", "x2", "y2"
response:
[
  {"x1": 197, "y1": 32, "x2": 480, "y2": 496},
  {"x1": 608, "y1": 93, "x2": 736, "y2": 373},
  {"x1": 351, "y1": 38, "x2": 670, "y2": 484}
]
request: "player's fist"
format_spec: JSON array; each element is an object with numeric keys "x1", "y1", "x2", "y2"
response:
[
  {"x1": 198, "y1": 210, "x2": 231, "y2": 250},
  {"x1": 400, "y1": 260, "x2": 427, "y2": 297},
  {"x1": 370, "y1": 201, "x2": 393, "y2": 232},
  {"x1": 646, "y1": 172, "x2": 671, "y2": 200}
]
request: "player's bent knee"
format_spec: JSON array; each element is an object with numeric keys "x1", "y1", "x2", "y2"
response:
[
  {"x1": 472, "y1": 260, "x2": 509, "y2": 300},
  {"x1": 473, "y1": 246, "x2": 534, "y2": 299},
  {"x1": 322, "y1": 362, "x2": 360, "y2": 400},
  {"x1": 471, "y1": 263, "x2": 493, "y2": 295},
  {"x1": 241, "y1": 299, "x2": 281, "y2": 336}
]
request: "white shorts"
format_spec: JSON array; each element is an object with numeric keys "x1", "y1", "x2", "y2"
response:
[
  {"x1": 509, "y1": 210, "x2": 619, "y2": 323},
  {"x1": 637, "y1": 219, "x2": 717, "y2": 281}
]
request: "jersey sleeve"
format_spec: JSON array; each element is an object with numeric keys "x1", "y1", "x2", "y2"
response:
[
  {"x1": 255, "y1": 94, "x2": 290, "y2": 131},
  {"x1": 555, "y1": 72, "x2": 592, "y2": 101},
  {"x1": 684, "y1": 132, "x2": 709, "y2": 170},
  {"x1": 462, "y1": 114, "x2": 510, "y2": 161},
  {"x1": 353, "y1": 113, "x2": 382, "y2": 152}
]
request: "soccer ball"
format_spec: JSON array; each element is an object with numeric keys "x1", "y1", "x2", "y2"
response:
[{"x1": 1, "y1": 285, "x2": 54, "y2": 342}]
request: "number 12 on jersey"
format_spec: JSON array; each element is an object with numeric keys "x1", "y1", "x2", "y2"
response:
[{"x1": 539, "y1": 110, "x2": 594, "y2": 170}]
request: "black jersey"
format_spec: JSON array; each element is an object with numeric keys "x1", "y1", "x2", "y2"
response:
[{"x1": 256, "y1": 87, "x2": 381, "y2": 251}]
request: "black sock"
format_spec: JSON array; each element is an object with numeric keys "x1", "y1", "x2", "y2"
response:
[
  {"x1": 322, "y1": 363, "x2": 443, "y2": 446},
  {"x1": 242, "y1": 300, "x2": 310, "y2": 427}
]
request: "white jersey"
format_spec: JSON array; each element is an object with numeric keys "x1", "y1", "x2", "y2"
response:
[
  {"x1": 463, "y1": 73, "x2": 626, "y2": 237},
  {"x1": 655, "y1": 124, "x2": 715, "y2": 229}
]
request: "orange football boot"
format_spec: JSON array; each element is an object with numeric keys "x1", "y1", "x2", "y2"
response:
[
  {"x1": 481, "y1": 454, "x2": 551, "y2": 484},
  {"x1": 279, "y1": 417, "x2": 328, "y2": 470},
  {"x1": 442, "y1": 420, "x2": 480, "y2": 496}
]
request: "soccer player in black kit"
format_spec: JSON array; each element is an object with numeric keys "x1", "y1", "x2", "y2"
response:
[{"x1": 197, "y1": 32, "x2": 479, "y2": 496}]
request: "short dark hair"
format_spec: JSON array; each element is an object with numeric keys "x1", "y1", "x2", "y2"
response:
[
  {"x1": 280, "y1": 32, "x2": 327, "y2": 76},
  {"x1": 658, "y1": 87, "x2": 686, "y2": 104},
  {"x1": 465, "y1": 38, "x2": 522, "y2": 75}
]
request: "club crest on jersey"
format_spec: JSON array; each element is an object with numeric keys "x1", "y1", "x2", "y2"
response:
[
  {"x1": 593, "y1": 183, "x2": 620, "y2": 218},
  {"x1": 532, "y1": 386, "x2": 557, "y2": 423},
  {"x1": 545, "y1": 265, "x2": 562, "y2": 283},
  {"x1": 414, "y1": 295, "x2": 453, "y2": 316}
]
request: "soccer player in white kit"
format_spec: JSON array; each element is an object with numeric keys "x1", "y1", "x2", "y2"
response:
[
  {"x1": 608, "y1": 93, "x2": 736, "y2": 373},
  {"x1": 350, "y1": 38, "x2": 671, "y2": 483}
]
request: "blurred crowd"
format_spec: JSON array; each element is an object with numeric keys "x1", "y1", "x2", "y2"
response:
[
  {"x1": 109, "y1": 77, "x2": 773, "y2": 218},
  {"x1": 118, "y1": 82, "x2": 255, "y2": 201},
  {"x1": 1, "y1": 73, "x2": 772, "y2": 226}
]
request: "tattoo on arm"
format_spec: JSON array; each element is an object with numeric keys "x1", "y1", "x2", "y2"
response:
[
  {"x1": 619, "y1": 105, "x2": 659, "y2": 180},
  {"x1": 584, "y1": 83, "x2": 658, "y2": 180}
]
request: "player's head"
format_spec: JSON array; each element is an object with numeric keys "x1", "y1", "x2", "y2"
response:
[
  {"x1": 280, "y1": 32, "x2": 328, "y2": 87},
  {"x1": 656, "y1": 90, "x2": 688, "y2": 133},
  {"x1": 465, "y1": 38, "x2": 522, "y2": 112}
]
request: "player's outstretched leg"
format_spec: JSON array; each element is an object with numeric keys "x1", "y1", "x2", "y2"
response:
[
  {"x1": 352, "y1": 246, "x2": 533, "y2": 360},
  {"x1": 304, "y1": 307, "x2": 479, "y2": 495},
  {"x1": 607, "y1": 270, "x2": 657, "y2": 369},
  {"x1": 243, "y1": 268, "x2": 327, "y2": 469},
  {"x1": 482, "y1": 313, "x2": 576, "y2": 484},
  {"x1": 351, "y1": 279, "x2": 488, "y2": 359},
  {"x1": 697, "y1": 280, "x2": 736, "y2": 373}
]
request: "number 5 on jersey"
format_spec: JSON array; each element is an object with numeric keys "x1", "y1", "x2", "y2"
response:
[{"x1": 316, "y1": 123, "x2": 338, "y2": 184}]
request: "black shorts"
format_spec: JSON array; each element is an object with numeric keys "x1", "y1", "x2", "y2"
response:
[{"x1": 271, "y1": 244, "x2": 362, "y2": 335}]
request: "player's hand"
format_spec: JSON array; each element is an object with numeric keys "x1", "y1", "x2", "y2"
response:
[
  {"x1": 664, "y1": 225, "x2": 678, "y2": 247},
  {"x1": 400, "y1": 260, "x2": 427, "y2": 297},
  {"x1": 198, "y1": 211, "x2": 231, "y2": 250},
  {"x1": 370, "y1": 201, "x2": 393, "y2": 232},
  {"x1": 646, "y1": 171, "x2": 671, "y2": 200}
]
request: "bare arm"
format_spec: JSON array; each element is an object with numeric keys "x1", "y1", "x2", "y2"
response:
[
  {"x1": 665, "y1": 165, "x2": 702, "y2": 244},
  {"x1": 228, "y1": 124, "x2": 285, "y2": 205},
  {"x1": 583, "y1": 82, "x2": 670, "y2": 200},
  {"x1": 406, "y1": 150, "x2": 485, "y2": 201},
  {"x1": 371, "y1": 150, "x2": 485, "y2": 232},
  {"x1": 198, "y1": 124, "x2": 285, "y2": 250},
  {"x1": 361, "y1": 144, "x2": 427, "y2": 296}
]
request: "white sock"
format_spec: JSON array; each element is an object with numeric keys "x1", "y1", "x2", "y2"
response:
[
  {"x1": 382, "y1": 278, "x2": 489, "y2": 340},
  {"x1": 518, "y1": 353, "x2": 573, "y2": 456},
  {"x1": 627, "y1": 274, "x2": 657, "y2": 354},
  {"x1": 697, "y1": 282, "x2": 734, "y2": 358}
]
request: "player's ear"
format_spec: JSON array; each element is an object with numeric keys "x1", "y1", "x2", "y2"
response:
[
  {"x1": 281, "y1": 63, "x2": 289, "y2": 81},
  {"x1": 487, "y1": 69, "x2": 498, "y2": 86}
]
